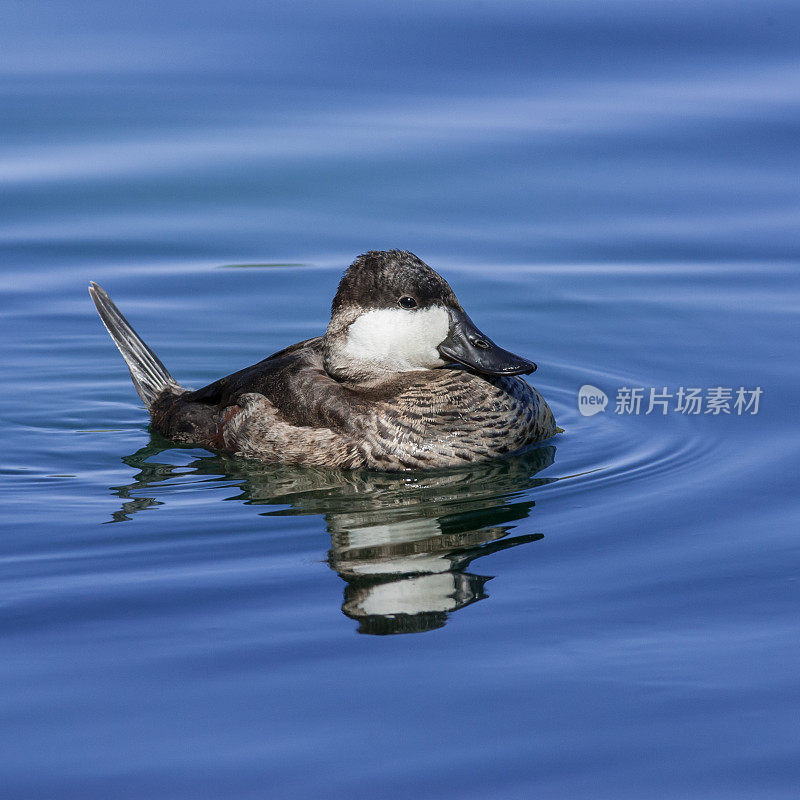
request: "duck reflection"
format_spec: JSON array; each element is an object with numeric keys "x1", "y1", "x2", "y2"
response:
[{"x1": 110, "y1": 437, "x2": 557, "y2": 635}]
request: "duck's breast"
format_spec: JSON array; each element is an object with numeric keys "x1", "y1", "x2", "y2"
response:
[{"x1": 356, "y1": 369, "x2": 556, "y2": 470}]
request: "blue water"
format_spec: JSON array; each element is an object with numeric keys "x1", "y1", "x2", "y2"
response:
[{"x1": 2, "y1": 1, "x2": 799, "y2": 797}]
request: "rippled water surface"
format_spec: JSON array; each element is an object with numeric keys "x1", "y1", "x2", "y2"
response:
[{"x1": 2, "y1": 2, "x2": 799, "y2": 797}]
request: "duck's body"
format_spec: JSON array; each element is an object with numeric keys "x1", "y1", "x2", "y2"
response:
[
  {"x1": 91, "y1": 251, "x2": 557, "y2": 471},
  {"x1": 151, "y1": 337, "x2": 554, "y2": 470}
]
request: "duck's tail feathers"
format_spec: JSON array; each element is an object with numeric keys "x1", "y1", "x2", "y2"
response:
[{"x1": 89, "y1": 282, "x2": 182, "y2": 409}]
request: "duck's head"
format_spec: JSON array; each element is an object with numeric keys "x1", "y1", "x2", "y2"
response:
[{"x1": 323, "y1": 250, "x2": 537, "y2": 383}]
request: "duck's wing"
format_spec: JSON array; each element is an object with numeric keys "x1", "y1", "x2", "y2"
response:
[{"x1": 183, "y1": 337, "x2": 323, "y2": 407}]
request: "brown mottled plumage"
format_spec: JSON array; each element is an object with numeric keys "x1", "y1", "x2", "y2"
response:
[{"x1": 90, "y1": 250, "x2": 557, "y2": 471}]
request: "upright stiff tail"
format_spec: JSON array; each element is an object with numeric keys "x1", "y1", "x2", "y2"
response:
[{"x1": 89, "y1": 282, "x2": 181, "y2": 408}]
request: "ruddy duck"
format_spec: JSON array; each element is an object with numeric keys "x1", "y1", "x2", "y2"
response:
[{"x1": 90, "y1": 250, "x2": 557, "y2": 470}]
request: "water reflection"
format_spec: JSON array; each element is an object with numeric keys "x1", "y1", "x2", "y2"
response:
[{"x1": 110, "y1": 439, "x2": 557, "y2": 635}]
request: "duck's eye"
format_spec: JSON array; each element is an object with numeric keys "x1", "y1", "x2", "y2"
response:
[{"x1": 398, "y1": 296, "x2": 417, "y2": 309}]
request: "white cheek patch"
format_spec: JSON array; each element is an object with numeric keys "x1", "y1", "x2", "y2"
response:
[{"x1": 343, "y1": 306, "x2": 450, "y2": 371}]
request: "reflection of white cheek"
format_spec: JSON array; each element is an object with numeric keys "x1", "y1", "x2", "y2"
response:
[
  {"x1": 352, "y1": 573, "x2": 460, "y2": 615},
  {"x1": 344, "y1": 307, "x2": 450, "y2": 370}
]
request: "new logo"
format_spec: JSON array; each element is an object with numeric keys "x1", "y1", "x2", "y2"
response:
[{"x1": 578, "y1": 384, "x2": 608, "y2": 416}]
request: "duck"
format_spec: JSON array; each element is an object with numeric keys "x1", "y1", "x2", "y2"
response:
[{"x1": 89, "y1": 250, "x2": 557, "y2": 471}]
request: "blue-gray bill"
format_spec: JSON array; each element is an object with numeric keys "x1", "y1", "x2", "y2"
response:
[{"x1": 437, "y1": 307, "x2": 537, "y2": 376}]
